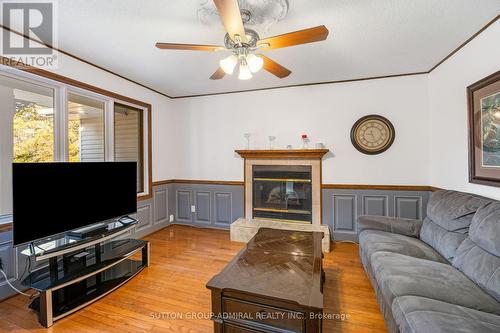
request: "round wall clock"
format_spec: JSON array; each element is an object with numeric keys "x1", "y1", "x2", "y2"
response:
[{"x1": 350, "y1": 115, "x2": 395, "y2": 155}]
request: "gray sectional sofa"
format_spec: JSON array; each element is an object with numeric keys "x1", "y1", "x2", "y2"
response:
[{"x1": 358, "y1": 190, "x2": 500, "y2": 333}]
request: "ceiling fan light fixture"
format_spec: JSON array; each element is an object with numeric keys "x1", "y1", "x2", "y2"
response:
[
  {"x1": 238, "y1": 62, "x2": 253, "y2": 80},
  {"x1": 219, "y1": 54, "x2": 238, "y2": 74},
  {"x1": 246, "y1": 54, "x2": 264, "y2": 73}
]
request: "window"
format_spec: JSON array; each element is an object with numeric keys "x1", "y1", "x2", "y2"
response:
[
  {"x1": 0, "y1": 68, "x2": 151, "y2": 218},
  {"x1": 0, "y1": 74, "x2": 55, "y2": 215},
  {"x1": 114, "y1": 103, "x2": 144, "y2": 193},
  {"x1": 68, "y1": 93, "x2": 105, "y2": 162},
  {"x1": 1, "y1": 76, "x2": 56, "y2": 163}
]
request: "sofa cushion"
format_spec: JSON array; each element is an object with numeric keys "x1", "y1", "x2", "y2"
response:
[
  {"x1": 426, "y1": 190, "x2": 491, "y2": 231},
  {"x1": 453, "y1": 238, "x2": 500, "y2": 303},
  {"x1": 392, "y1": 295, "x2": 500, "y2": 333},
  {"x1": 359, "y1": 230, "x2": 446, "y2": 263},
  {"x1": 469, "y1": 202, "x2": 500, "y2": 257},
  {"x1": 420, "y1": 190, "x2": 491, "y2": 261},
  {"x1": 419, "y1": 217, "x2": 468, "y2": 261},
  {"x1": 358, "y1": 216, "x2": 423, "y2": 238},
  {"x1": 452, "y1": 202, "x2": 500, "y2": 303},
  {"x1": 371, "y1": 251, "x2": 500, "y2": 315}
]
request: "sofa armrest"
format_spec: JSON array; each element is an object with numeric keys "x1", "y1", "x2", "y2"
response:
[{"x1": 358, "y1": 215, "x2": 423, "y2": 238}]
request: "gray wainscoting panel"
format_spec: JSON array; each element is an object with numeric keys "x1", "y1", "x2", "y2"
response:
[
  {"x1": 363, "y1": 195, "x2": 388, "y2": 216},
  {"x1": 214, "y1": 192, "x2": 233, "y2": 227},
  {"x1": 172, "y1": 183, "x2": 244, "y2": 229},
  {"x1": 135, "y1": 203, "x2": 153, "y2": 232},
  {"x1": 133, "y1": 183, "x2": 174, "y2": 239},
  {"x1": 323, "y1": 189, "x2": 430, "y2": 241},
  {"x1": 395, "y1": 196, "x2": 422, "y2": 220},
  {"x1": 0, "y1": 243, "x2": 14, "y2": 281},
  {"x1": 333, "y1": 195, "x2": 357, "y2": 233},
  {"x1": 194, "y1": 191, "x2": 211, "y2": 224},
  {"x1": 0, "y1": 231, "x2": 25, "y2": 300},
  {"x1": 154, "y1": 188, "x2": 168, "y2": 225},
  {"x1": 176, "y1": 190, "x2": 193, "y2": 223}
]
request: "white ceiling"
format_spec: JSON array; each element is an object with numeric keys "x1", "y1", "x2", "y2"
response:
[{"x1": 52, "y1": 1, "x2": 500, "y2": 96}]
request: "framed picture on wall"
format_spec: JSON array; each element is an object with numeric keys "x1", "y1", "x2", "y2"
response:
[{"x1": 467, "y1": 70, "x2": 500, "y2": 187}]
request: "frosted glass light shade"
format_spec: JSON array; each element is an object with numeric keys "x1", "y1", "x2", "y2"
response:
[
  {"x1": 246, "y1": 54, "x2": 264, "y2": 73},
  {"x1": 238, "y1": 63, "x2": 253, "y2": 80},
  {"x1": 219, "y1": 55, "x2": 238, "y2": 74}
]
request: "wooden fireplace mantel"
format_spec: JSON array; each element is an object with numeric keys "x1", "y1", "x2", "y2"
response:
[{"x1": 235, "y1": 149, "x2": 329, "y2": 159}]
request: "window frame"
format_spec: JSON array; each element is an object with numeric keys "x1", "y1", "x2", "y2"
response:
[
  {"x1": 113, "y1": 100, "x2": 149, "y2": 196},
  {"x1": 67, "y1": 88, "x2": 109, "y2": 163},
  {"x1": 0, "y1": 69, "x2": 61, "y2": 161},
  {"x1": 0, "y1": 63, "x2": 152, "y2": 202}
]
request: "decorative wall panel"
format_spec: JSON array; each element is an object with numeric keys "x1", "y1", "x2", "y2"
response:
[
  {"x1": 136, "y1": 203, "x2": 152, "y2": 232},
  {"x1": 333, "y1": 195, "x2": 357, "y2": 233},
  {"x1": 363, "y1": 195, "x2": 388, "y2": 216},
  {"x1": 214, "y1": 192, "x2": 233, "y2": 226},
  {"x1": 395, "y1": 196, "x2": 422, "y2": 220},
  {"x1": 176, "y1": 190, "x2": 193, "y2": 223},
  {"x1": 194, "y1": 191, "x2": 211, "y2": 224},
  {"x1": 323, "y1": 189, "x2": 430, "y2": 241},
  {"x1": 174, "y1": 183, "x2": 244, "y2": 228},
  {"x1": 154, "y1": 189, "x2": 168, "y2": 224}
]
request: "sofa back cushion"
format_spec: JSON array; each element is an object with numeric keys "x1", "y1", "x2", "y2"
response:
[
  {"x1": 453, "y1": 202, "x2": 500, "y2": 303},
  {"x1": 469, "y1": 202, "x2": 500, "y2": 256},
  {"x1": 420, "y1": 190, "x2": 491, "y2": 261}
]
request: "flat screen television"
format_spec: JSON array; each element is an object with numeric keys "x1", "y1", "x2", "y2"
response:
[{"x1": 13, "y1": 162, "x2": 137, "y2": 246}]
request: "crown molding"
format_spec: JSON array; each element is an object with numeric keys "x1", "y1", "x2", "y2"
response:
[
  {"x1": 172, "y1": 72, "x2": 428, "y2": 99},
  {"x1": 428, "y1": 14, "x2": 499, "y2": 72}
]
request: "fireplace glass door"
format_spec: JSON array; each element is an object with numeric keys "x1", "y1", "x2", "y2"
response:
[{"x1": 253, "y1": 165, "x2": 312, "y2": 223}]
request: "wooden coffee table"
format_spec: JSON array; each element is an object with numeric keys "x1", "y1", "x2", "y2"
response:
[{"x1": 207, "y1": 227, "x2": 325, "y2": 332}]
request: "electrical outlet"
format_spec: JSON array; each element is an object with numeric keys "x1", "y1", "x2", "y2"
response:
[
  {"x1": 169, "y1": 214, "x2": 174, "y2": 222},
  {"x1": 191, "y1": 205, "x2": 196, "y2": 213}
]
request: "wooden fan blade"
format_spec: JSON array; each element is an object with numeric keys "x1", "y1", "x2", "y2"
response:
[
  {"x1": 210, "y1": 67, "x2": 226, "y2": 80},
  {"x1": 155, "y1": 43, "x2": 224, "y2": 51},
  {"x1": 258, "y1": 55, "x2": 291, "y2": 78},
  {"x1": 257, "y1": 25, "x2": 329, "y2": 50},
  {"x1": 213, "y1": 0, "x2": 247, "y2": 43}
]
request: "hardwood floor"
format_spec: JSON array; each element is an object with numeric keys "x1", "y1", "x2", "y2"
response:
[{"x1": 0, "y1": 225, "x2": 386, "y2": 332}]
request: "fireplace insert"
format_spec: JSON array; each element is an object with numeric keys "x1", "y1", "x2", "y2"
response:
[{"x1": 252, "y1": 165, "x2": 312, "y2": 223}]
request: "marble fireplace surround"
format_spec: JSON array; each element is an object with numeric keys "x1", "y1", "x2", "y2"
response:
[
  {"x1": 232, "y1": 149, "x2": 331, "y2": 252},
  {"x1": 231, "y1": 218, "x2": 331, "y2": 252}
]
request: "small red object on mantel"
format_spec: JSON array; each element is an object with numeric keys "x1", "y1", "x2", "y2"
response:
[{"x1": 301, "y1": 134, "x2": 308, "y2": 139}]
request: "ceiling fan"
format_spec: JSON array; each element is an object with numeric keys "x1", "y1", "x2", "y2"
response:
[{"x1": 155, "y1": 0, "x2": 329, "y2": 80}]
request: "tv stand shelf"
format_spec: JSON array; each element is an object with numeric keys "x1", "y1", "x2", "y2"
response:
[
  {"x1": 21, "y1": 237, "x2": 150, "y2": 327},
  {"x1": 22, "y1": 217, "x2": 138, "y2": 262}
]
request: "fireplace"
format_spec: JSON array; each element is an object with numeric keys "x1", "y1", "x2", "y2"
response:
[
  {"x1": 237, "y1": 149, "x2": 328, "y2": 225},
  {"x1": 252, "y1": 165, "x2": 312, "y2": 223}
]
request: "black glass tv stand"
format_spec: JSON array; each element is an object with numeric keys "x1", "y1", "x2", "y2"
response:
[{"x1": 20, "y1": 218, "x2": 150, "y2": 327}]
